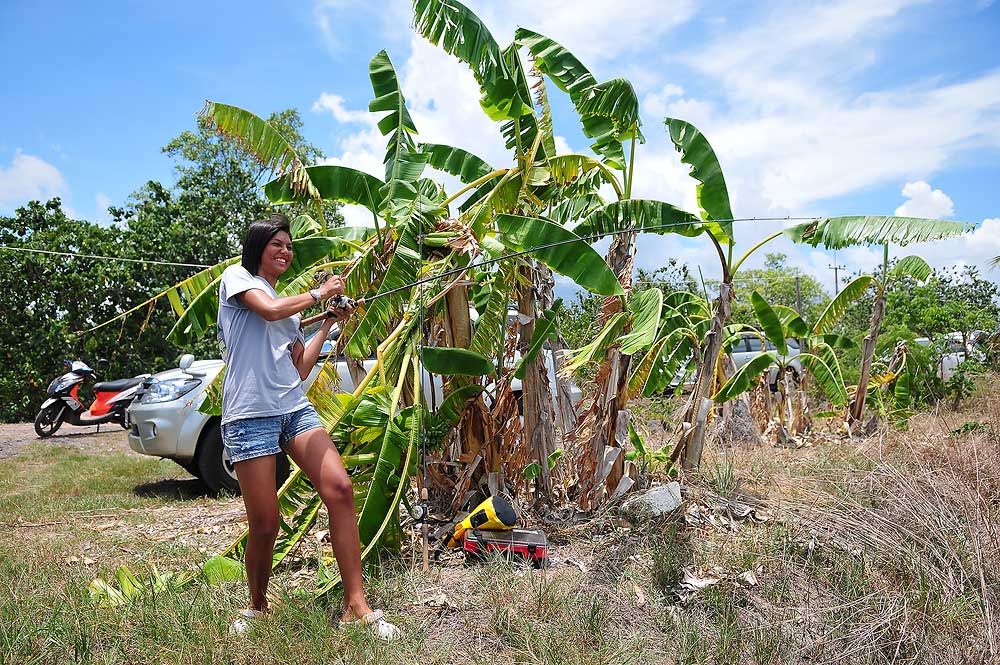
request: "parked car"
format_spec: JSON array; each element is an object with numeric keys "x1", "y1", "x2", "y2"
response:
[
  {"x1": 128, "y1": 318, "x2": 578, "y2": 493},
  {"x1": 912, "y1": 332, "x2": 984, "y2": 382}
]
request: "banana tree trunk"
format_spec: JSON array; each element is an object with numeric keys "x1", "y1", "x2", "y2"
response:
[
  {"x1": 574, "y1": 234, "x2": 635, "y2": 509},
  {"x1": 536, "y1": 265, "x2": 578, "y2": 435},
  {"x1": 518, "y1": 262, "x2": 557, "y2": 496},
  {"x1": 848, "y1": 288, "x2": 886, "y2": 427},
  {"x1": 677, "y1": 281, "x2": 733, "y2": 469}
]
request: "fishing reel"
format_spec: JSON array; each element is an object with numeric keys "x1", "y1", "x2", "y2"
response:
[{"x1": 324, "y1": 294, "x2": 357, "y2": 317}]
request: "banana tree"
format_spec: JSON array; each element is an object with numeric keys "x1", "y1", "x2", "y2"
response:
[
  {"x1": 784, "y1": 218, "x2": 972, "y2": 428},
  {"x1": 711, "y1": 291, "x2": 858, "y2": 440},
  {"x1": 91, "y1": 36, "x2": 629, "y2": 600}
]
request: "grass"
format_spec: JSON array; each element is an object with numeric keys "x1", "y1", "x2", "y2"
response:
[{"x1": 4, "y1": 383, "x2": 1000, "y2": 663}]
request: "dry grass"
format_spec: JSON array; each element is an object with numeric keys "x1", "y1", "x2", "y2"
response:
[{"x1": 4, "y1": 381, "x2": 1000, "y2": 663}]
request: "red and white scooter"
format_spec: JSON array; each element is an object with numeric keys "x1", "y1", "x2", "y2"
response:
[{"x1": 34, "y1": 359, "x2": 146, "y2": 438}]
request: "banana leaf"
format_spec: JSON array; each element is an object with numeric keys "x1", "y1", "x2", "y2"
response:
[
  {"x1": 200, "y1": 101, "x2": 317, "y2": 199},
  {"x1": 369, "y1": 50, "x2": 428, "y2": 209},
  {"x1": 620, "y1": 289, "x2": 663, "y2": 355},
  {"x1": 412, "y1": 0, "x2": 530, "y2": 122},
  {"x1": 419, "y1": 143, "x2": 495, "y2": 183},
  {"x1": 784, "y1": 216, "x2": 973, "y2": 249},
  {"x1": 812, "y1": 275, "x2": 875, "y2": 335},
  {"x1": 265, "y1": 165, "x2": 385, "y2": 218},
  {"x1": 572, "y1": 199, "x2": 702, "y2": 240},
  {"x1": 422, "y1": 347, "x2": 495, "y2": 376},
  {"x1": 892, "y1": 255, "x2": 932, "y2": 281},
  {"x1": 750, "y1": 291, "x2": 786, "y2": 355},
  {"x1": 664, "y1": 118, "x2": 734, "y2": 240},
  {"x1": 494, "y1": 214, "x2": 624, "y2": 296},
  {"x1": 712, "y1": 352, "x2": 777, "y2": 402}
]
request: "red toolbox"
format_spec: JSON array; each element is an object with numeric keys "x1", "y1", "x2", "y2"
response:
[{"x1": 462, "y1": 528, "x2": 549, "y2": 568}]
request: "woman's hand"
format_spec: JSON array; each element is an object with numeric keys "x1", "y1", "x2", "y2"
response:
[{"x1": 318, "y1": 275, "x2": 345, "y2": 299}]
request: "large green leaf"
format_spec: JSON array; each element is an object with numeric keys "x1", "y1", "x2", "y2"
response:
[
  {"x1": 801, "y1": 343, "x2": 848, "y2": 407},
  {"x1": 265, "y1": 165, "x2": 384, "y2": 218},
  {"x1": 772, "y1": 304, "x2": 810, "y2": 338},
  {"x1": 750, "y1": 291, "x2": 786, "y2": 355},
  {"x1": 785, "y1": 216, "x2": 972, "y2": 249},
  {"x1": 422, "y1": 347, "x2": 496, "y2": 376},
  {"x1": 812, "y1": 275, "x2": 875, "y2": 335},
  {"x1": 412, "y1": 0, "x2": 530, "y2": 122},
  {"x1": 200, "y1": 101, "x2": 317, "y2": 199},
  {"x1": 494, "y1": 214, "x2": 624, "y2": 296},
  {"x1": 369, "y1": 50, "x2": 428, "y2": 211},
  {"x1": 620, "y1": 289, "x2": 663, "y2": 355},
  {"x1": 572, "y1": 199, "x2": 703, "y2": 240},
  {"x1": 550, "y1": 192, "x2": 607, "y2": 226},
  {"x1": 357, "y1": 405, "x2": 420, "y2": 548},
  {"x1": 664, "y1": 118, "x2": 734, "y2": 240},
  {"x1": 564, "y1": 312, "x2": 627, "y2": 374},
  {"x1": 644, "y1": 334, "x2": 696, "y2": 395},
  {"x1": 515, "y1": 28, "x2": 640, "y2": 169},
  {"x1": 712, "y1": 352, "x2": 777, "y2": 402},
  {"x1": 419, "y1": 143, "x2": 495, "y2": 184},
  {"x1": 892, "y1": 255, "x2": 932, "y2": 282}
]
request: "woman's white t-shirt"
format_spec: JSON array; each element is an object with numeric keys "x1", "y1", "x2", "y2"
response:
[{"x1": 217, "y1": 265, "x2": 309, "y2": 425}]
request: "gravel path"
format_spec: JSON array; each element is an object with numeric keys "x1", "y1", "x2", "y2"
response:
[{"x1": 0, "y1": 422, "x2": 130, "y2": 460}]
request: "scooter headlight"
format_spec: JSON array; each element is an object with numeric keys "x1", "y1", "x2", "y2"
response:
[{"x1": 138, "y1": 378, "x2": 201, "y2": 404}]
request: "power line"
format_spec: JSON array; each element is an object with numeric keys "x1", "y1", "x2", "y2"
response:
[{"x1": 0, "y1": 245, "x2": 213, "y2": 269}]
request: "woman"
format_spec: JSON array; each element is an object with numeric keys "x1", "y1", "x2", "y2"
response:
[{"x1": 218, "y1": 213, "x2": 398, "y2": 640}]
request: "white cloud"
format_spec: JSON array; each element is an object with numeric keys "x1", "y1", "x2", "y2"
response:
[
  {"x1": 0, "y1": 151, "x2": 68, "y2": 211},
  {"x1": 312, "y1": 93, "x2": 372, "y2": 124},
  {"x1": 894, "y1": 181, "x2": 954, "y2": 218},
  {"x1": 308, "y1": 0, "x2": 1000, "y2": 288}
]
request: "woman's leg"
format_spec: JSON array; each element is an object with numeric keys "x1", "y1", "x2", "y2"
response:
[
  {"x1": 285, "y1": 428, "x2": 372, "y2": 621},
  {"x1": 233, "y1": 455, "x2": 279, "y2": 612}
]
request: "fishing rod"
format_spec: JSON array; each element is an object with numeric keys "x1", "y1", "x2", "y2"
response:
[{"x1": 301, "y1": 215, "x2": 817, "y2": 325}]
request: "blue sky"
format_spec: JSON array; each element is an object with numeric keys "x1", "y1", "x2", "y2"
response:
[{"x1": 2, "y1": 0, "x2": 999, "y2": 291}]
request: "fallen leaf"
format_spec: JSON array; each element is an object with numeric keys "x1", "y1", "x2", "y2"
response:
[
  {"x1": 632, "y1": 583, "x2": 647, "y2": 607},
  {"x1": 566, "y1": 558, "x2": 588, "y2": 574},
  {"x1": 83, "y1": 558, "x2": 95, "y2": 566},
  {"x1": 738, "y1": 570, "x2": 758, "y2": 586}
]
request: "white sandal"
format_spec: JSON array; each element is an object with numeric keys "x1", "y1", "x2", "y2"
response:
[
  {"x1": 229, "y1": 608, "x2": 265, "y2": 635},
  {"x1": 342, "y1": 609, "x2": 400, "y2": 641}
]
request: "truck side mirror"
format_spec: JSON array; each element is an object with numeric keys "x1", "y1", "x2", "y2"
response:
[{"x1": 179, "y1": 354, "x2": 195, "y2": 371}]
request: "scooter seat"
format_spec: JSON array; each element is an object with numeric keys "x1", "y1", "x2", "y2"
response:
[{"x1": 93, "y1": 377, "x2": 144, "y2": 393}]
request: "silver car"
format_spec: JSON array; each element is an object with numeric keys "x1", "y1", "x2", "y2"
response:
[{"x1": 128, "y1": 320, "x2": 577, "y2": 493}]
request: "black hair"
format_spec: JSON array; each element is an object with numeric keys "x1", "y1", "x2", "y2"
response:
[{"x1": 241, "y1": 213, "x2": 291, "y2": 276}]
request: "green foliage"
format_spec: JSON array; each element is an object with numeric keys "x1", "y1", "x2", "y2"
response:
[
  {"x1": 664, "y1": 118, "x2": 734, "y2": 240},
  {"x1": 785, "y1": 215, "x2": 973, "y2": 249}
]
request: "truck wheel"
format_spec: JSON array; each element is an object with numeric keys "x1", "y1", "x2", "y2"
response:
[{"x1": 197, "y1": 422, "x2": 290, "y2": 494}]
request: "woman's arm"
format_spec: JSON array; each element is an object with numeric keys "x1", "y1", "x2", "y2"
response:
[
  {"x1": 239, "y1": 275, "x2": 345, "y2": 322},
  {"x1": 291, "y1": 309, "x2": 349, "y2": 380}
]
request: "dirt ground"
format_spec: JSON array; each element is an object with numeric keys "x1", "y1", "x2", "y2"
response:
[{"x1": 0, "y1": 421, "x2": 128, "y2": 459}]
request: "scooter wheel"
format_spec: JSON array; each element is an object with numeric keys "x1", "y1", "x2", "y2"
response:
[{"x1": 34, "y1": 405, "x2": 64, "y2": 438}]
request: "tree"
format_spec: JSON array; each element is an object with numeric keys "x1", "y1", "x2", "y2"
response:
[{"x1": 788, "y1": 219, "x2": 973, "y2": 427}]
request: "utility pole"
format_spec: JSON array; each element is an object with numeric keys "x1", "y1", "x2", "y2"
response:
[
  {"x1": 795, "y1": 276, "x2": 803, "y2": 316},
  {"x1": 827, "y1": 261, "x2": 846, "y2": 295}
]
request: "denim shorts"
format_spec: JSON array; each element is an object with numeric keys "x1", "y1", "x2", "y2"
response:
[{"x1": 222, "y1": 405, "x2": 324, "y2": 465}]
